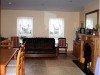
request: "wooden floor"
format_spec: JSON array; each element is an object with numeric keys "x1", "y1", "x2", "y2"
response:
[{"x1": 25, "y1": 54, "x2": 85, "y2": 75}]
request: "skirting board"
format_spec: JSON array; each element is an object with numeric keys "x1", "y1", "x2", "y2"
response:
[{"x1": 59, "y1": 50, "x2": 73, "y2": 54}]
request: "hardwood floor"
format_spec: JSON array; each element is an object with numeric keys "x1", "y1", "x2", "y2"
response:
[
  {"x1": 25, "y1": 54, "x2": 85, "y2": 75},
  {"x1": 73, "y1": 60, "x2": 94, "y2": 75}
]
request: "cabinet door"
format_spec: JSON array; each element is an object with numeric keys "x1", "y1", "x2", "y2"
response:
[
  {"x1": 73, "y1": 41, "x2": 81, "y2": 60},
  {"x1": 73, "y1": 42, "x2": 77, "y2": 57},
  {"x1": 77, "y1": 43, "x2": 81, "y2": 59}
]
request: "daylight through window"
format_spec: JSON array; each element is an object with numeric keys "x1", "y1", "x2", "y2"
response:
[
  {"x1": 49, "y1": 18, "x2": 64, "y2": 43},
  {"x1": 17, "y1": 17, "x2": 33, "y2": 43}
]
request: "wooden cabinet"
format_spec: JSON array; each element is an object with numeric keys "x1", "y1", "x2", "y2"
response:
[
  {"x1": 73, "y1": 41, "x2": 81, "y2": 60},
  {"x1": 73, "y1": 40, "x2": 84, "y2": 61},
  {"x1": 73, "y1": 33, "x2": 100, "y2": 73}
]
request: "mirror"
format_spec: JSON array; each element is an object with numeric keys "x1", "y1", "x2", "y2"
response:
[{"x1": 85, "y1": 9, "x2": 99, "y2": 29}]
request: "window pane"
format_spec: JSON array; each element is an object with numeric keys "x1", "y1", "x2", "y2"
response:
[
  {"x1": 17, "y1": 17, "x2": 33, "y2": 43},
  {"x1": 49, "y1": 18, "x2": 64, "y2": 43},
  {"x1": 17, "y1": 17, "x2": 33, "y2": 37}
]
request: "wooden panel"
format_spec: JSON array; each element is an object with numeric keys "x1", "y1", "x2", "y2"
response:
[
  {"x1": 76, "y1": 33, "x2": 100, "y2": 73},
  {"x1": 11, "y1": 36, "x2": 19, "y2": 48},
  {"x1": 73, "y1": 41, "x2": 81, "y2": 60}
]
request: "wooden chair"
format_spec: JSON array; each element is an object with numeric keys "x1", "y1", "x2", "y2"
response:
[
  {"x1": 6, "y1": 47, "x2": 25, "y2": 75},
  {"x1": 16, "y1": 49, "x2": 24, "y2": 75},
  {"x1": 58, "y1": 38, "x2": 68, "y2": 55},
  {"x1": 20, "y1": 46, "x2": 25, "y2": 75},
  {"x1": 0, "y1": 39, "x2": 13, "y2": 49},
  {"x1": 7, "y1": 43, "x2": 25, "y2": 67},
  {"x1": 11, "y1": 36, "x2": 20, "y2": 48}
]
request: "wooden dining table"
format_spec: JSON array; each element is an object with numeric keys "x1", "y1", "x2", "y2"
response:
[{"x1": 0, "y1": 48, "x2": 17, "y2": 75}]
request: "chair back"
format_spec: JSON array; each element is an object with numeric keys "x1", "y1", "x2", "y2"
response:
[
  {"x1": 16, "y1": 47, "x2": 25, "y2": 75},
  {"x1": 58, "y1": 38, "x2": 66, "y2": 47},
  {"x1": 5, "y1": 45, "x2": 25, "y2": 75},
  {"x1": 0, "y1": 39, "x2": 13, "y2": 49},
  {"x1": 11, "y1": 36, "x2": 19, "y2": 48}
]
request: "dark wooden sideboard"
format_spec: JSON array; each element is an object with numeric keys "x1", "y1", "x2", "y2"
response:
[
  {"x1": 73, "y1": 33, "x2": 100, "y2": 73},
  {"x1": 73, "y1": 40, "x2": 82, "y2": 60}
]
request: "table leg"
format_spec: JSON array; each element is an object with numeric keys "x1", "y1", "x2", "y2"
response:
[{"x1": 1, "y1": 66, "x2": 6, "y2": 75}]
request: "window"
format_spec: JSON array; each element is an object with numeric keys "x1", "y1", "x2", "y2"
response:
[
  {"x1": 49, "y1": 18, "x2": 64, "y2": 43},
  {"x1": 17, "y1": 17, "x2": 33, "y2": 43}
]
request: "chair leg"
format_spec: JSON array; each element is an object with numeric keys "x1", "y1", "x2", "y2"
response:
[{"x1": 65, "y1": 48, "x2": 67, "y2": 55}]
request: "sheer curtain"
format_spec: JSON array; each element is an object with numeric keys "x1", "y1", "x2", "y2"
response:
[
  {"x1": 17, "y1": 17, "x2": 33, "y2": 43},
  {"x1": 17, "y1": 17, "x2": 33, "y2": 37},
  {"x1": 49, "y1": 18, "x2": 64, "y2": 43}
]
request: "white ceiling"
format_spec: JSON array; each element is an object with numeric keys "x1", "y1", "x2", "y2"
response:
[{"x1": 1, "y1": 0, "x2": 94, "y2": 11}]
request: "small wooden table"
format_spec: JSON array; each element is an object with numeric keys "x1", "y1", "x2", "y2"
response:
[{"x1": 0, "y1": 48, "x2": 17, "y2": 75}]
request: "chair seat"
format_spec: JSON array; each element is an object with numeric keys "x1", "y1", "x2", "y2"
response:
[
  {"x1": 6, "y1": 67, "x2": 16, "y2": 75},
  {"x1": 7, "y1": 60, "x2": 16, "y2": 66}
]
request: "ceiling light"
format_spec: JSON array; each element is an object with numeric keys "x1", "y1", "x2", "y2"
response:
[
  {"x1": 68, "y1": 0, "x2": 72, "y2": 2},
  {"x1": 8, "y1": 2, "x2": 12, "y2": 5}
]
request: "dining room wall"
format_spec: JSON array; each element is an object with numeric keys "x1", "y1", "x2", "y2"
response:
[{"x1": 1, "y1": 9, "x2": 80, "y2": 51}]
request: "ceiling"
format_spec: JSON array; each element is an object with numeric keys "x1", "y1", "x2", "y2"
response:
[{"x1": 1, "y1": 0, "x2": 94, "y2": 11}]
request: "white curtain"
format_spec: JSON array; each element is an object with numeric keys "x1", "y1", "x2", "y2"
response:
[
  {"x1": 17, "y1": 17, "x2": 33, "y2": 37},
  {"x1": 49, "y1": 18, "x2": 64, "y2": 38},
  {"x1": 94, "y1": 56, "x2": 100, "y2": 75}
]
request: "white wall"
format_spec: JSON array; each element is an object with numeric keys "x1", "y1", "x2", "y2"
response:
[
  {"x1": 84, "y1": 0, "x2": 99, "y2": 13},
  {"x1": 1, "y1": 10, "x2": 80, "y2": 51}
]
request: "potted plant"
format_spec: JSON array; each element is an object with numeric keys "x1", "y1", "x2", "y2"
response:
[{"x1": 95, "y1": 24, "x2": 100, "y2": 31}]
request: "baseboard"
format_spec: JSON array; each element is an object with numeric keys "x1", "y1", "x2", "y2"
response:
[
  {"x1": 59, "y1": 50, "x2": 73, "y2": 54},
  {"x1": 25, "y1": 54, "x2": 58, "y2": 57},
  {"x1": 67, "y1": 50, "x2": 73, "y2": 54}
]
